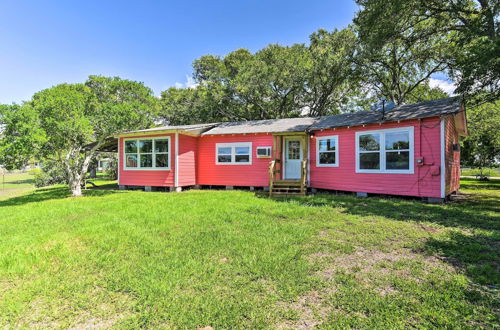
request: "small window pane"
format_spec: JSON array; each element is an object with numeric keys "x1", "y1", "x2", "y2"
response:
[
  {"x1": 126, "y1": 154, "x2": 138, "y2": 167},
  {"x1": 155, "y1": 139, "x2": 168, "y2": 153},
  {"x1": 319, "y1": 152, "x2": 336, "y2": 164},
  {"x1": 386, "y1": 151, "x2": 410, "y2": 170},
  {"x1": 359, "y1": 134, "x2": 380, "y2": 151},
  {"x1": 139, "y1": 140, "x2": 153, "y2": 153},
  {"x1": 360, "y1": 152, "x2": 380, "y2": 169},
  {"x1": 288, "y1": 141, "x2": 301, "y2": 160},
  {"x1": 319, "y1": 138, "x2": 336, "y2": 151},
  {"x1": 218, "y1": 147, "x2": 232, "y2": 155},
  {"x1": 235, "y1": 155, "x2": 250, "y2": 163},
  {"x1": 385, "y1": 132, "x2": 409, "y2": 150},
  {"x1": 125, "y1": 141, "x2": 137, "y2": 153},
  {"x1": 235, "y1": 147, "x2": 250, "y2": 155},
  {"x1": 156, "y1": 153, "x2": 168, "y2": 168},
  {"x1": 140, "y1": 154, "x2": 153, "y2": 167},
  {"x1": 218, "y1": 155, "x2": 231, "y2": 163}
]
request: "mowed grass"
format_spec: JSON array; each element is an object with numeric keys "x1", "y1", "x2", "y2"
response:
[
  {"x1": 0, "y1": 172, "x2": 35, "y2": 200},
  {"x1": 0, "y1": 177, "x2": 498, "y2": 328}
]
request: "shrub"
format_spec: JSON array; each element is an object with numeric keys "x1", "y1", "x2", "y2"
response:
[{"x1": 33, "y1": 162, "x2": 67, "y2": 187}]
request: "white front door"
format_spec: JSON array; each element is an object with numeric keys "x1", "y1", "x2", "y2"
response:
[{"x1": 284, "y1": 138, "x2": 302, "y2": 179}]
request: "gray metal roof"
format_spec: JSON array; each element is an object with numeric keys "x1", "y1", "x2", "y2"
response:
[
  {"x1": 202, "y1": 97, "x2": 461, "y2": 134},
  {"x1": 202, "y1": 117, "x2": 318, "y2": 135},
  {"x1": 122, "y1": 123, "x2": 218, "y2": 135},
  {"x1": 310, "y1": 97, "x2": 461, "y2": 130}
]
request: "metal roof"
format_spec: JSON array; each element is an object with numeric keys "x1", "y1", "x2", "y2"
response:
[
  {"x1": 310, "y1": 97, "x2": 461, "y2": 130},
  {"x1": 202, "y1": 117, "x2": 318, "y2": 135},
  {"x1": 117, "y1": 97, "x2": 461, "y2": 138},
  {"x1": 121, "y1": 123, "x2": 218, "y2": 135}
]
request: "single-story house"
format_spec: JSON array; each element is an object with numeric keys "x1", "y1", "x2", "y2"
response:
[{"x1": 116, "y1": 97, "x2": 467, "y2": 201}]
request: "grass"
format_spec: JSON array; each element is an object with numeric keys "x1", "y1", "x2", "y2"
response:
[
  {"x1": 461, "y1": 167, "x2": 500, "y2": 178},
  {"x1": 0, "y1": 175, "x2": 498, "y2": 328},
  {"x1": 0, "y1": 172, "x2": 36, "y2": 200}
]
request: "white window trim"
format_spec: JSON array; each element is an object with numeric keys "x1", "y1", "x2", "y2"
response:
[
  {"x1": 216, "y1": 142, "x2": 252, "y2": 165},
  {"x1": 123, "y1": 136, "x2": 171, "y2": 171},
  {"x1": 316, "y1": 135, "x2": 339, "y2": 167},
  {"x1": 355, "y1": 126, "x2": 414, "y2": 174},
  {"x1": 256, "y1": 146, "x2": 272, "y2": 158}
]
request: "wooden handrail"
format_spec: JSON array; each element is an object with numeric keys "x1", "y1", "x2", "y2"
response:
[
  {"x1": 269, "y1": 160, "x2": 276, "y2": 195},
  {"x1": 300, "y1": 160, "x2": 307, "y2": 193}
]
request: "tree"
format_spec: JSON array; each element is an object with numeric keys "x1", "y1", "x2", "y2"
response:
[
  {"x1": 0, "y1": 76, "x2": 159, "y2": 196},
  {"x1": 405, "y1": 80, "x2": 450, "y2": 104},
  {"x1": 461, "y1": 101, "x2": 500, "y2": 179},
  {"x1": 354, "y1": 0, "x2": 499, "y2": 104},
  {"x1": 306, "y1": 27, "x2": 365, "y2": 115},
  {"x1": 354, "y1": 2, "x2": 450, "y2": 105}
]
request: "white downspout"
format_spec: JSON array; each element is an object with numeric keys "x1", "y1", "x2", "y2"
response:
[
  {"x1": 440, "y1": 118, "x2": 446, "y2": 198},
  {"x1": 175, "y1": 131, "x2": 179, "y2": 189}
]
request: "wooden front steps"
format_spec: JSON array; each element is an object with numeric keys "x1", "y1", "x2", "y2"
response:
[{"x1": 270, "y1": 180, "x2": 305, "y2": 196}]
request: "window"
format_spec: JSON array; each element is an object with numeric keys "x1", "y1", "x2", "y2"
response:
[
  {"x1": 124, "y1": 137, "x2": 170, "y2": 170},
  {"x1": 256, "y1": 146, "x2": 271, "y2": 158},
  {"x1": 316, "y1": 135, "x2": 339, "y2": 167},
  {"x1": 216, "y1": 143, "x2": 252, "y2": 165},
  {"x1": 356, "y1": 127, "x2": 414, "y2": 174}
]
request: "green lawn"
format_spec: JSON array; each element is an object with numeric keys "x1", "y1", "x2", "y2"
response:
[
  {"x1": 0, "y1": 172, "x2": 36, "y2": 200},
  {"x1": 0, "y1": 176, "x2": 498, "y2": 328}
]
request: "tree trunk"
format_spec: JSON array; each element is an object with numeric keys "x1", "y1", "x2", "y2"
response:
[{"x1": 70, "y1": 174, "x2": 83, "y2": 197}]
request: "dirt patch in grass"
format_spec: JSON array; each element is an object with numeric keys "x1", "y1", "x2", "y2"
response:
[
  {"x1": 316, "y1": 247, "x2": 453, "y2": 280},
  {"x1": 276, "y1": 290, "x2": 333, "y2": 329}
]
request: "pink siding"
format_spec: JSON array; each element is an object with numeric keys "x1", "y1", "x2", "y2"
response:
[
  {"x1": 197, "y1": 134, "x2": 273, "y2": 186},
  {"x1": 118, "y1": 133, "x2": 175, "y2": 187},
  {"x1": 178, "y1": 134, "x2": 197, "y2": 187},
  {"x1": 445, "y1": 115, "x2": 461, "y2": 194},
  {"x1": 310, "y1": 118, "x2": 443, "y2": 198}
]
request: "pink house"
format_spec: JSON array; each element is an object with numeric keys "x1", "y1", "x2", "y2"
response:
[{"x1": 116, "y1": 98, "x2": 467, "y2": 202}]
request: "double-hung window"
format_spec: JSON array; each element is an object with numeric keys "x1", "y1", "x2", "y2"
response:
[
  {"x1": 124, "y1": 137, "x2": 170, "y2": 170},
  {"x1": 356, "y1": 127, "x2": 414, "y2": 174},
  {"x1": 316, "y1": 135, "x2": 339, "y2": 167},
  {"x1": 216, "y1": 142, "x2": 252, "y2": 165}
]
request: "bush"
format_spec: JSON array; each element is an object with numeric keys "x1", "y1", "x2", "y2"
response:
[{"x1": 33, "y1": 162, "x2": 67, "y2": 187}]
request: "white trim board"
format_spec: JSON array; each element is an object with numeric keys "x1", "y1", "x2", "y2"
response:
[{"x1": 440, "y1": 118, "x2": 446, "y2": 198}]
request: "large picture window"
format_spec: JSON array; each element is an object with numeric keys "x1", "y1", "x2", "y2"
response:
[
  {"x1": 216, "y1": 142, "x2": 252, "y2": 165},
  {"x1": 356, "y1": 127, "x2": 414, "y2": 174},
  {"x1": 316, "y1": 135, "x2": 339, "y2": 167},
  {"x1": 124, "y1": 137, "x2": 170, "y2": 170}
]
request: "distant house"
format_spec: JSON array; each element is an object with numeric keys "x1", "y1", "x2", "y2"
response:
[{"x1": 115, "y1": 97, "x2": 467, "y2": 202}]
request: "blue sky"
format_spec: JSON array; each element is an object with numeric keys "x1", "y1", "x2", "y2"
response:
[{"x1": 0, "y1": 0, "x2": 453, "y2": 104}]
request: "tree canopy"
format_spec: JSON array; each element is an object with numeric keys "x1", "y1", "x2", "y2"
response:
[{"x1": 0, "y1": 76, "x2": 159, "y2": 196}]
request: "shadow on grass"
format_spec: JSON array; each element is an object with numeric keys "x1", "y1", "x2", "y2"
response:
[
  {"x1": 0, "y1": 185, "x2": 120, "y2": 207},
  {"x1": 2, "y1": 178, "x2": 34, "y2": 185},
  {"x1": 268, "y1": 179, "x2": 500, "y2": 287}
]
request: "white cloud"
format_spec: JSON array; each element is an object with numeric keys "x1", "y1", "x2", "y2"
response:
[
  {"x1": 428, "y1": 78, "x2": 456, "y2": 95},
  {"x1": 173, "y1": 75, "x2": 199, "y2": 89}
]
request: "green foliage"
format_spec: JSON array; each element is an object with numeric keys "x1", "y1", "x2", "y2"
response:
[
  {"x1": 0, "y1": 104, "x2": 47, "y2": 170},
  {"x1": 32, "y1": 161, "x2": 67, "y2": 188},
  {"x1": 354, "y1": 0, "x2": 451, "y2": 104},
  {"x1": 405, "y1": 80, "x2": 449, "y2": 104},
  {"x1": 354, "y1": 0, "x2": 499, "y2": 104},
  {"x1": 0, "y1": 76, "x2": 159, "y2": 196},
  {"x1": 461, "y1": 101, "x2": 500, "y2": 173},
  {"x1": 161, "y1": 28, "x2": 368, "y2": 124}
]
